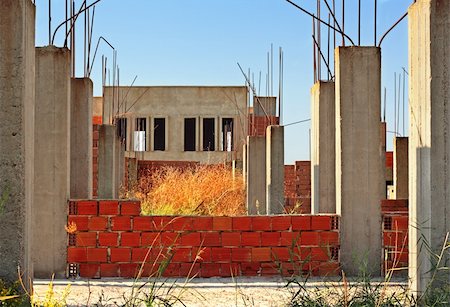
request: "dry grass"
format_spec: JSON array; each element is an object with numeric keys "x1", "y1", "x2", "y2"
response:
[{"x1": 128, "y1": 164, "x2": 245, "y2": 216}]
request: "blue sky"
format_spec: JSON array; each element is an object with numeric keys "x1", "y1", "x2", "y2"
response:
[{"x1": 35, "y1": 0, "x2": 412, "y2": 164}]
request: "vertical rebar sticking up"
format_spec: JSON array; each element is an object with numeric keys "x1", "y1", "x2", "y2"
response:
[
  {"x1": 278, "y1": 47, "x2": 282, "y2": 121},
  {"x1": 394, "y1": 72, "x2": 397, "y2": 135},
  {"x1": 84, "y1": 4, "x2": 87, "y2": 77},
  {"x1": 317, "y1": 0, "x2": 321, "y2": 81},
  {"x1": 342, "y1": 0, "x2": 345, "y2": 46},
  {"x1": 258, "y1": 71, "x2": 261, "y2": 96},
  {"x1": 65, "y1": 0, "x2": 68, "y2": 41},
  {"x1": 271, "y1": 43, "x2": 274, "y2": 97},
  {"x1": 327, "y1": 14, "x2": 331, "y2": 80},
  {"x1": 49, "y1": 0, "x2": 52, "y2": 45},
  {"x1": 312, "y1": 16, "x2": 317, "y2": 83},
  {"x1": 72, "y1": 0, "x2": 75, "y2": 77},
  {"x1": 267, "y1": 52, "x2": 270, "y2": 96},
  {"x1": 358, "y1": 0, "x2": 361, "y2": 45},
  {"x1": 397, "y1": 73, "x2": 401, "y2": 136},
  {"x1": 402, "y1": 70, "x2": 406, "y2": 136},
  {"x1": 332, "y1": 0, "x2": 336, "y2": 50},
  {"x1": 374, "y1": 0, "x2": 377, "y2": 46}
]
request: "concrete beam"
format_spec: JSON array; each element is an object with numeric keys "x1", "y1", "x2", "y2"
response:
[
  {"x1": 246, "y1": 136, "x2": 266, "y2": 215},
  {"x1": 408, "y1": 0, "x2": 450, "y2": 293},
  {"x1": 0, "y1": 0, "x2": 35, "y2": 286},
  {"x1": 335, "y1": 47, "x2": 384, "y2": 276},
  {"x1": 33, "y1": 46, "x2": 71, "y2": 278},
  {"x1": 393, "y1": 137, "x2": 408, "y2": 199},
  {"x1": 70, "y1": 78, "x2": 93, "y2": 199},
  {"x1": 311, "y1": 81, "x2": 336, "y2": 214},
  {"x1": 266, "y1": 125, "x2": 284, "y2": 214}
]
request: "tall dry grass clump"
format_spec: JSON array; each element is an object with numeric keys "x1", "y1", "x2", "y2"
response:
[{"x1": 133, "y1": 164, "x2": 245, "y2": 216}]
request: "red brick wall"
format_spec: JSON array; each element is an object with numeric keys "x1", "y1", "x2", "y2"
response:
[
  {"x1": 284, "y1": 161, "x2": 311, "y2": 213},
  {"x1": 248, "y1": 116, "x2": 279, "y2": 136},
  {"x1": 92, "y1": 125, "x2": 100, "y2": 198},
  {"x1": 67, "y1": 200, "x2": 340, "y2": 279},
  {"x1": 381, "y1": 199, "x2": 408, "y2": 276}
]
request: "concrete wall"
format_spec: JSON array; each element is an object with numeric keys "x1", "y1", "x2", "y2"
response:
[
  {"x1": 408, "y1": 0, "x2": 450, "y2": 292},
  {"x1": 393, "y1": 137, "x2": 408, "y2": 199},
  {"x1": 71, "y1": 78, "x2": 93, "y2": 199},
  {"x1": 246, "y1": 136, "x2": 266, "y2": 214},
  {"x1": 33, "y1": 46, "x2": 71, "y2": 278},
  {"x1": 103, "y1": 86, "x2": 248, "y2": 164},
  {"x1": 98, "y1": 125, "x2": 120, "y2": 199},
  {"x1": 0, "y1": 0, "x2": 35, "y2": 285},
  {"x1": 335, "y1": 47, "x2": 384, "y2": 276},
  {"x1": 266, "y1": 126, "x2": 285, "y2": 214},
  {"x1": 311, "y1": 81, "x2": 336, "y2": 214},
  {"x1": 253, "y1": 96, "x2": 277, "y2": 116}
]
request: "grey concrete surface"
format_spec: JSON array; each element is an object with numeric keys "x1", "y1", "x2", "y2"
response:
[
  {"x1": 33, "y1": 46, "x2": 71, "y2": 279},
  {"x1": 408, "y1": 0, "x2": 450, "y2": 293},
  {"x1": 266, "y1": 125, "x2": 285, "y2": 214},
  {"x1": 0, "y1": 0, "x2": 35, "y2": 287},
  {"x1": 335, "y1": 47, "x2": 384, "y2": 276},
  {"x1": 311, "y1": 81, "x2": 336, "y2": 214},
  {"x1": 70, "y1": 78, "x2": 93, "y2": 199},
  {"x1": 393, "y1": 137, "x2": 408, "y2": 199},
  {"x1": 98, "y1": 125, "x2": 120, "y2": 199},
  {"x1": 246, "y1": 136, "x2": 266, "y2": 215},
  {"x1": 253, "y1": 96, "x2": 277, "y2": 116}
]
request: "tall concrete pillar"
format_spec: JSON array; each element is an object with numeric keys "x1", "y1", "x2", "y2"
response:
[
  {"x1": 408, "y1": 0, "x2": 450, "y2": 293},
  {"x1": 311, "y1": 81, "x2": 336, "y2": 214},
  {"x1": 242, "y1": 144, "x2": 247, "y2": 185},
  {"x1": 71, "y1": 78, "x2": 93, "y2": 199},
  {"x1": 33, "y1": 47, "x2": 71, "y2": 278},
  {"x1": 98, "y1": 125, "x2": 120, "y2": 199},
  {"x1": 246, "y1": 136, "x2": 266, "y2": 215},
  {"x1": 335, "y1": 47, "x2": 384, "y2": 276},
  {"x1": 393, "y1": 137, "x2": 408, "y2": 199},
  {"x1": 0, "y1": 0, "x2": 35, "y2": 286},
  {"x1": 266, "y1": 125, "x2": 285, "y2": 214},
  {"x1": 127, "y1": 157, "x2": 138, "y2": 190}
]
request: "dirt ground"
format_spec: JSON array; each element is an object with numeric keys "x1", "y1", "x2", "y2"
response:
[{"x1": 33, "y1": 277, "x2": 407, "y2": 307}]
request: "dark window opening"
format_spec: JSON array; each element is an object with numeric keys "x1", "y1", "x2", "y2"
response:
[
  {"x1": 134, "y1": 118, "x2": 147, "y2": 151},
  {"x1": 184, "y1": 118, "x2": 196, "y2": 151},
  {"x1": 203, "y1": 118, "x2": 215, "y2": 151},
  {"x1": 154, "y1": 118, "x2": 165, "y2": 151},
  {"x1": 117, "y1": 117, "x2": 127, "y2": 150},
  {"x1": 222, "y1": 118, "x2": 234, "y2": 151}
]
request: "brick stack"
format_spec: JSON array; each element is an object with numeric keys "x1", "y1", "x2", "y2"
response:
[
  {"x1": 381, "y1": 199, "x2": 408, "y2": 276},
  {"x1": 283, "y1": 162, "x2": 312, "y2": 214},
  {"x1": 248, "y1": 116, "x2": 279, "y2": 137},
  {"x1": 92, "y1": 124, "x2": 100, "y2": 198},
  {"x1": 67, "y1": 200, "x2": 341, "y2": 279}
]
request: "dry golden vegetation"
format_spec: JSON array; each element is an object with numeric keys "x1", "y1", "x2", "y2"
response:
[{"x1": 126, "y1": 165, "x2": 246, "y2": 216}]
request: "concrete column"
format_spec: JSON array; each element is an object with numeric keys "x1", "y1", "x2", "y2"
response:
[
  {"x1": 33, "y1": 47, "x2": 71, "y2": 278},
  {"x1": 71, "y1": 78, "x2": 93, "y2": 199},
  {"x1": 393, "y1": 137, "x2": 408, "y2": 199},
  {"x1": 246, "y1": 136, "x2": 266, "y2": 215},
  {"x1": 98, "y1": 125, "x2": 119, "y2": 199},
  {"x1": 311, "y1": 81, "x2": 336, "y2": 214},
  {"x1": 408, "y1": 0, "x2": 450, "y2": 293},
  {"x1": 0, "y1": 0, "x2": 35, "y2": 286},
  {"x1": 335, "y1": 47, "x2": 384, "y2": 276},
  {"x1": 266, "y1": 125, "x2": 285, "y2": 214},
  {"x1": 242, "y1": 143, "x2": 247, "y2": 185},
  {"x1": 127, "y1": 157, "x2": 138, "y2": 190}
]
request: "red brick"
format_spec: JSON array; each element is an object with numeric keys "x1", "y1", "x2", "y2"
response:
[
  {"x1": 232, "y1": 248, "x2": 252, "y2": 262},
  {"x1": 271, "y1": 216, "x2": 292, "y2": 231},
  {"x1": 181, "y1": 233, "x2": 201, "y2": 246},
  {"x1": 193, "y1": 247, "x2": 211, "y2": 262},
  {"x1": 160, "y1": 232, "x2": 180, "y2": 246},
  {"x1": 201, "y1": 232, "x2": 221, "y2": 247},
  {"x1": 76, "y1": 232, "x2": 97, "y2": 247},
  {"x1": 220, "y1": 263, "x2": 240, "y2": 277},
  {"x1": 252, "y1": 216, "x2": 271, "y2": 231},
  {"x1": 99, "y1": 200, "x2": 119, "y2": 215},
  {"x1": 162, "y1": 263, "x2": 180, "y2": 277},
  {"x1": 291, "y1": 216, "x2": 311, "y2": 230},
  {"x1": 280, "y1": 232, "x2": 301, "y2": 246},
  {"x1": 241, "y1": 232, "x2": 261, "y2": 247},
  {"x1": 111, "y1": 216, "x2": 132, "y2": 231},
  {"x1": 98, "y1": 232, "x2": 118, "y2": 246},
  {"x1": 311, "y1": 216, "x2": 332, "y2": 230},
  {"x1": 272, "y1": 247, "x2": 290, "y2": 261},
  {"x1": 318, "y1": 262, "x2": 340, "y2": 276},
  {"x1": 213, "y1": 217, "x2": 232, "y2": 231},
  {"x1": 68, "y1": 216, "x2": 89, "y2": 231},
  {"x1": 191, "y1": 217, "x2": 213, "y2": 230},
  {"x1": 180, "y1": 263, "x2": 201, "y2": 278},
  {"x1": 392, "y1": 216, "x2": 408, "y2": 231},
  {"x1": 77, "y1": 200, "x2": 98, "y2": 215},
  {"x1": 142, "y1": 232, "x2": 161, "y2": 246},
  {"x1": 120, "y1": 201, "x2": 141, "y2": 216},
  {"x1": 311, "y1": 247, "x2": 330, "y2": 261},
  {"x1": 261, "y1": 232, "x2": 280, "y2": 246},
  {"x1": 131, "y1": 248, "x2": 152, "y2": 262},
  {"x1": 241, "y1": 262, "x2": 260, "y2": 276},
  {"x1": 171, "y1": 217, "x2": 194, "y2": 231},
  {"x1": 152, "y1": 216, "x2": 173, "y2": 231},
  {"x1": 88, "y1": 217, "x2": 108, "y2": 231},
  {"x1": 200, "y1": 263, "x2": 221, "y2": 277},
  {"x1": 232, "y1": 217, "x2": 252, "y2": 231},
  {"x1": 119, "y1": 263, "x2": 139, "y2": 278},
  {"x1": 300, "y1": 232, "x2": 319, "y2": 246},
  {"x1": 172, "y1": 248, "x2": 192, "y2": 262},
  {"x1": 111, "y1": 248, "x2": 131, "y2": 262},
  {"x1": 252, "y1": 247, "x2": 271, "y2": 262},
  {"x1": 221, "y1": 232, "x2": 240, "y2": 247},
  {"x1": 79, "y1": 264, "x2": 100, "y2": 278},
  {"x1": 100, "y1": 263, "x2": 119, "y2": 277},
  {"x1": 319, "y1": 231, "x2": 339, "y2": 246},
  {"x1": 68, "y1": 247, "x2": 87, "y2": 262},
  {"x1": 133, "y1": 217, "x2": 153, "y2": 231},
  {"x1": 211, "y1": 247, "x2": 231, "y2": 262},
  {"x1": 121, "y1": 232, "x2": 141, "y2": 247},
  {"x1": 87, "y1": 248, "x2": 107, "y2": 262}
]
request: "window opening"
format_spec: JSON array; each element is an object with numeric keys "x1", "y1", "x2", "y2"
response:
[
  {"x1": 154, "y1": 118, "x2": 166, "y2": 151},
  {"x1": 184, "y1": 118, "x2": 196, "y2": 151},
  {"x1": 116, "y1": 117, "x2": 127, "y2": 150},
  {"x1": 134, "y1": 118, "x2": 146, "y2": 151},
  {"x1": 203, "y1": 118, "x2": 215, "y2": 151},
  {"x1": 222, "y1": 118, "x2": 234, "y2": 152}
]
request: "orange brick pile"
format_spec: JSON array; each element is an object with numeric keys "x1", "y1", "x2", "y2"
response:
[
  {"x1": 67, "y1": 200, "x2": 340, "y2": 279},
  {"x1": 248, "y1": 116, "x2": 279, "y2": 136}
]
